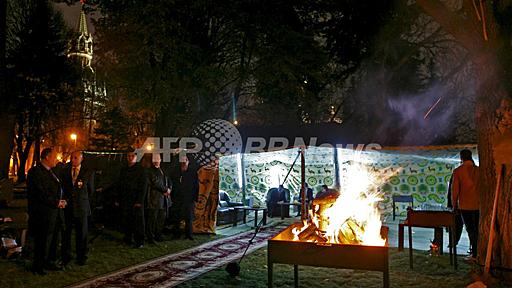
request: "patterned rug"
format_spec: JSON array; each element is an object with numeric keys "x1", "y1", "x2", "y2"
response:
[{"x1": 70, "y1": 225, "x2": 287, "y2": 288}]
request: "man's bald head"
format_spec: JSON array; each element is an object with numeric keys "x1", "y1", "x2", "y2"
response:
[{"x1": 70, "y1": 151, "x2": 83, "y2": 168}]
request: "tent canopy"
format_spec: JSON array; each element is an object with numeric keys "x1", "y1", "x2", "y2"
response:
[{"x1": 218, "y1": 144, "x2": 477, "y2": 219}]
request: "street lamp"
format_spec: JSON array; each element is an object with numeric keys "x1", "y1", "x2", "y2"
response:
[{"x1": 70, "y1": 133, "x2": 77, "y2": 147}]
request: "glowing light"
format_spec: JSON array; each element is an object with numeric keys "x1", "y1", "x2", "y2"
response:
[
  {"x1": 233, "y1": 120, "x2": 239, "y2": 125},
  {"x1": 292, "y1": 155, "x2": 398, "y2": 246},
  {"x1": 70, "y1": 133, "x2": 77, "y2": 141},
  {"x1": 57, "y1": 154, "x2": 63, "y2": 162},
  {"x1": 146, "y1": 144, "x2": 153, "y2": 151}
]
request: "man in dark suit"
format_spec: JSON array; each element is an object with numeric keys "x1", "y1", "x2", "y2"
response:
[
  {"x1": 171, "y1": 155, "x2": 198, "y2": 240},
  {"x1": 27, "y1": 148, "x2": 67, "y2": 275},
  {"x1": 116, "y1": 151, "x2": 147, "y2": 248},
  {"x1": 60, "y1": 151, "x2": 94, "y2": 266},
  {"x1": 145, "y1": 153, "x2": 172, "y2": 244}
]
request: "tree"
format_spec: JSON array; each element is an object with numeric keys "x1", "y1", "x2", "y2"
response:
[
  {"x1": 416, "y1": 0, "x2": 512, "y2": 282},
  {"x1": 6, "y1": 0, "x2": 79, "y2": 181},
  {"x1": 91, "y1": 0, "x2": 393, "y2": 138},
  {"x1": 0, "y1": 0, "x2": 15, "y2": 180}
]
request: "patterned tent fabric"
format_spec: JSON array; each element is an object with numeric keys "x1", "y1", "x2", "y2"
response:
[
  {"x1": 193, "y1": 166, "x2": 220, "y2": 233},
  {"x1": 219, "y1": 145, "x2": 477, "y2": 218}
]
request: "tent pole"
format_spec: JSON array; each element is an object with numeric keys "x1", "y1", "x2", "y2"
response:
[
  {"x1": 333, "y1": 147, "x2": 340, "y2": 189},
  {"x1": 241, "y1": 153, "x2": 246, "y2": 205},
  {"x1": 300, "y1": 146, "x2": 306, "y2": 221}
]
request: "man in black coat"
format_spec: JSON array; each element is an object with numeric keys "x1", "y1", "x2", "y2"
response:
[
  {"x1": 116, "y1": 151, "x2": 147, "y2": 248},
  {"x1": 27, "y1": 148, "x2": 67, "y2": 275},
  {"x1": 145, "y1": 154, "x2": 172, "y2": 244},
  {"x1": 60, "y1": 151, "x2": 94, "y2": 266},
  {"x1": 171, "y1": 155, "x2": 198, "y2": 240}
]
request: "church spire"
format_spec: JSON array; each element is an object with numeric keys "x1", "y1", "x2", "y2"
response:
[{"x1": 67, "y1": 1, "x2": 93, "y2": 71}]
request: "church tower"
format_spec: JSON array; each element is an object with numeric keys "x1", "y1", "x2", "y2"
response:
[
  {"x1": 67, "y1": 0, "x2": 107, "y2": 147},
  {"x1": 67, "y1": 1, "x2": 94, "y2": 71}
]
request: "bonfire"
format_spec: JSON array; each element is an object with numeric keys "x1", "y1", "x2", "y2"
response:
[{"x1": 292, "y1": 162, "x2": 395, "y2": 246}]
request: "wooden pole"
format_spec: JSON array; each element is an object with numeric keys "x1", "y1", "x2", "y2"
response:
[{"x1": 484, "y1": 164, "x2": 504, "y2": 277}]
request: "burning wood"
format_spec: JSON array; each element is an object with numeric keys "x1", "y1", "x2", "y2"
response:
[{"x1": 291, "y1": 162, "x2": 397, "y2": 247}]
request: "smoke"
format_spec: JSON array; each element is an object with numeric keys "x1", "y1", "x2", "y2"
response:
[{"x1": 387, "y1": 83, "x2": 456, "y2": 145}]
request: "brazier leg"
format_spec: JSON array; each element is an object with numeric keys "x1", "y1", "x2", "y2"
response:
[
  {"x1": 294, "y1": 265, "x2": 298, "y2": 288},
  {"x1": 268, "y1": 261, "x2": 273, "y2": 288}
]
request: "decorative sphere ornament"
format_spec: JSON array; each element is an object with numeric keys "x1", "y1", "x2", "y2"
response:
[{"x1": 192, "y1": 119, "x2": 243, "y2": 166}]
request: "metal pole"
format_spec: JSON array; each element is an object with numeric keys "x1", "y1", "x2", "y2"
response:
[
  {"x1": 241, "y1": 153, "x2": 246, "y2": 205},
  {"x1": 333, "y1": 147, "x2": 340, "y2": 189},
  {"x1": 300, "y1": 146, "x2": 306, "y2": 221}
]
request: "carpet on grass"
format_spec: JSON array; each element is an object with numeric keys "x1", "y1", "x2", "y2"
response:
[{"x1": 69, "y1": 225, "x2": 287, "y2": 288}]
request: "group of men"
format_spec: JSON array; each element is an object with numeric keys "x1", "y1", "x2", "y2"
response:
[
  {"x1": 27, "y1": 148, "x2": 199, "y2": 275},
  {"x1": 116, "y1": 151, "x2": 199, "y2": 249}
]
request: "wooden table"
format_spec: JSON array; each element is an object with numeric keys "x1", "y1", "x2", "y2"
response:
[
  {"x1": 398, "y1": 208, "x2": 457, "y2": 270},
  {"x1": 232, "y1": 206, "x2": 267, "y2": 228}
]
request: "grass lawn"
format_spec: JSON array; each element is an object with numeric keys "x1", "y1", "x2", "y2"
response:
[
  {"x1": 0, "y1": 229, "x2": 220, "y2": 288},
  {"x1": 178, "y1": 248, "x2": 499, "y2": 288}
]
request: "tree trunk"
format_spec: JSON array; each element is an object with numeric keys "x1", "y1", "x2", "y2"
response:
[
  {"x1": 34, "y1": 137, "x2": 41, "y2": 166},
  {"x1": 16, "y1": 137, "x2": 33, "y2": 183},
  {"x1": 416, "y1": 0, "x2": 512, "y2": 282}
]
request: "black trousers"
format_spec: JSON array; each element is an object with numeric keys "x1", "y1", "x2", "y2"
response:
[
  {"x1": 171, "y1": 202, "x2": 194, "y2": 237},
  {"x1": 445, "y1": 212, "x2": 464, "y2": 247},
  {"x1": 121, "y1": 207, "x2": 145, "y2": 245},
  {"x1": 30, "y1": 209, "x2": 58, "y2": 272},
  {"x1": 460, "y1": 210, "x2": 479, "y2": 257},
  {"x1": 146, "y1": 208, "x2": 165, "y2": 241},
  {"x1": 62, "y1": 212, "x2": 88, "y2": 263},
  {"x1": 48, "y1": 211, "x2": 65, "y2": 263}
]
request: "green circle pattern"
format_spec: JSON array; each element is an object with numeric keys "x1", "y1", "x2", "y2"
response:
[
  {"x1": 390, "y1": 176, "x2": 400, "y2": 185},
  {"x1": 425, "y1": 175, "x2": 437, "y2": 185},
  {"x1": 407, "y1": 176, "x2": 418, "y2": 185},
  {"x1": 324, "y1": 177, "x2": 333, "y2": 186},
  {"x1": 307, "y1": 177, "x2": 318, "y2": 186}
]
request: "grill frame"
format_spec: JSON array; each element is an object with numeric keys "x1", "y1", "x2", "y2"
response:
[{"x1": 267, "y1": 223, "x2": 389, "y2": 288}]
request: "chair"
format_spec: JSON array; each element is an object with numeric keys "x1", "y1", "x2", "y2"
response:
[
  {"x1": 217, "y1": 191, "x2": 243, "y2": 225},
  {"x1": 392, "y1": 195, "x2": 414, "y2": 221}
]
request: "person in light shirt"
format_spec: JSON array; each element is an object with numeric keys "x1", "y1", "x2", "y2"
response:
[{"x1": 451, "y1": 149, "x2": 480, "y2": 260}]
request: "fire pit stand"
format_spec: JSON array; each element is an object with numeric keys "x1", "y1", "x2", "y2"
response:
[{"x1": 268, "y1": 224, "x2": 389, "y2": 288}]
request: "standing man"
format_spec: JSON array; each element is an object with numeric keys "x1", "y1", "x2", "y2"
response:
[
  {"x1": 116, "y1": 150, "x2": 147, "y2": 248},
  {"x1": 60, "y1": 151, "x2": 94, "y2": 266},
  {"x1": 27, "y1": 148, "x2": 66, "y2": 275},
  {"x1": 451, "y1": 149, "x2": 480, "y2": 260},
  {"x1": 145, "y1": 154, "x2": 172, "y2": 244},
  {"x1": 171, "y1": 155, "x2": 199, "y2": 240}
]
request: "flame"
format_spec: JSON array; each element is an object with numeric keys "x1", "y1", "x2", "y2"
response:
[{"x1": 292, "y1": 162, "x2": 397, "y2": 246}]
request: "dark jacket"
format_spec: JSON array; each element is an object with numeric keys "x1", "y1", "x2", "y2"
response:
[
  {"x1": 27, "y1": 164, "x2": 62, "y2": 215},
  {"x1": 117, "y1": 163, "x2": 147, "y2": 209},
  {"x1": 145, "y1": 166, "x2": 172, "y2": 209},
  {"x1": 173, "y1": 167, "x2": 199, "y2": 204},
  {"x1": 60, "y1": 164, "x2": 94, "y2": 218}
]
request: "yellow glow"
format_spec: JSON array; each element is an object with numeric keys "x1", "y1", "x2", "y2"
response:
[
  {"x1": 233, "y1": 120, "x2": 239, "y2": 125},
  {"x1": 292, "y1": 160, "x2": 398, "y2": 246},
  {"x1": 56, "y1": 154, "x2": 63, "y2": 162},
  {"x1": 146, "y1": 144, "x2": 153, "y2": 151},
  {"x1": 70, "y1": 133, "x2": 78, "y2": 141}
]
